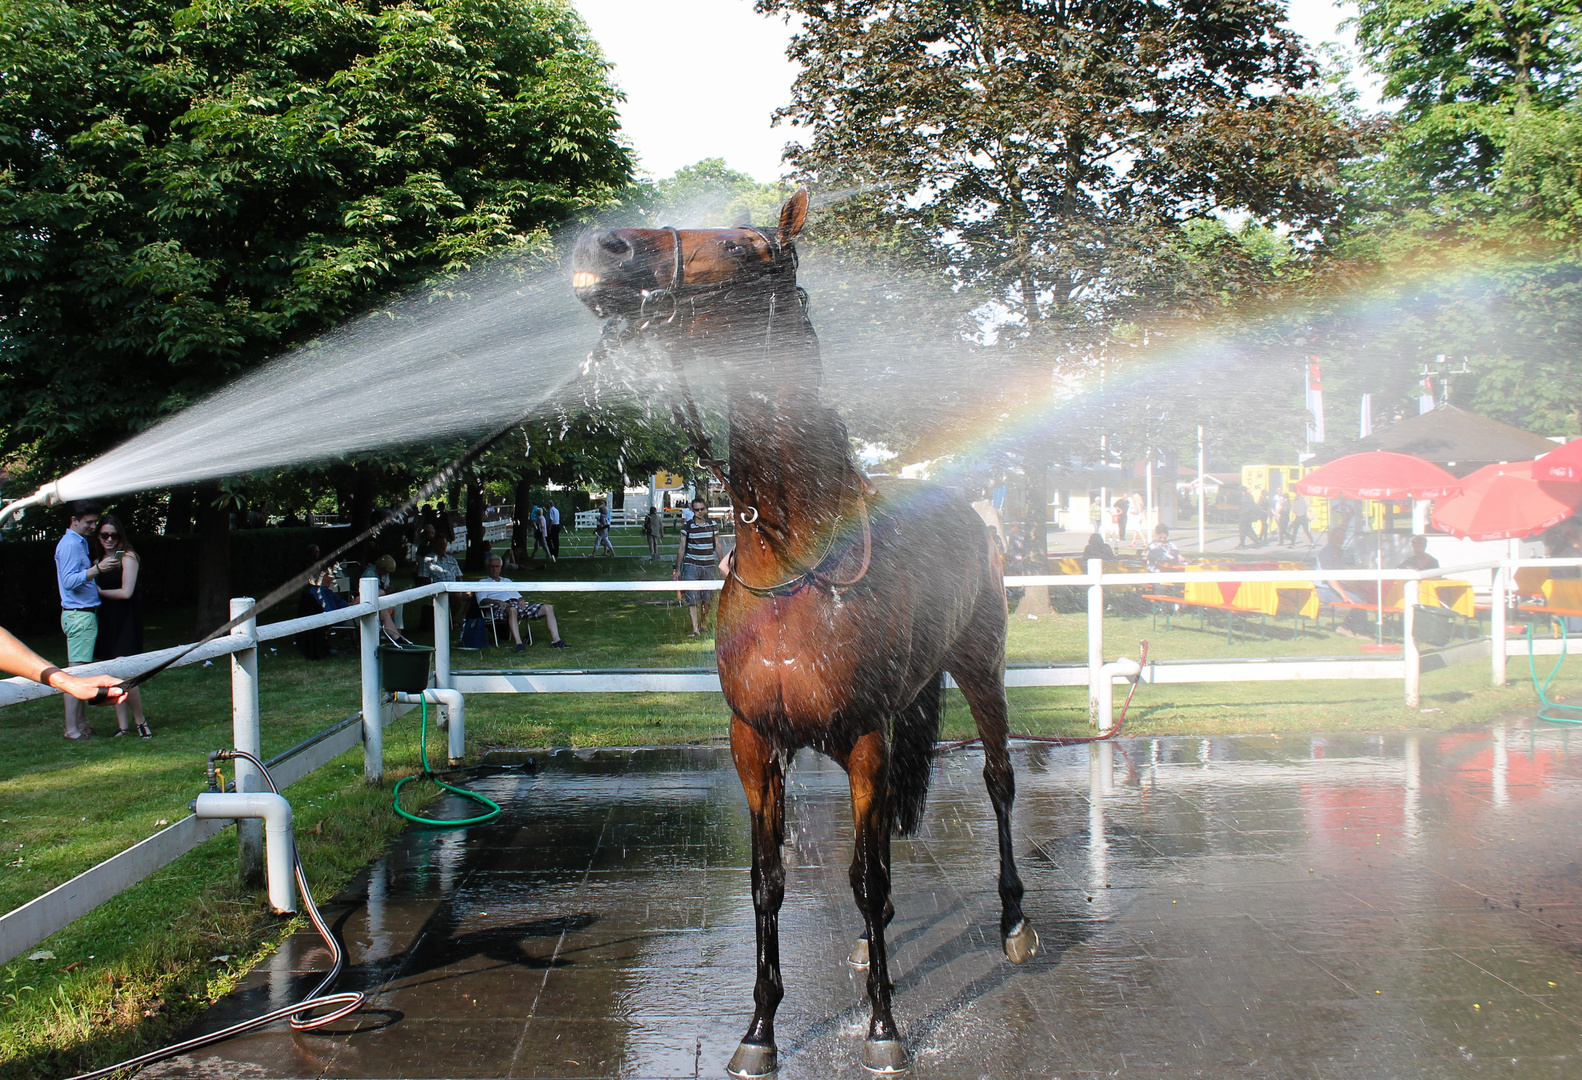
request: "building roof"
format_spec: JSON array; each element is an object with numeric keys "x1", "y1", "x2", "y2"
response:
[{"x1": 1309, "y1": 404, "x2": 1559, "y2": 477}]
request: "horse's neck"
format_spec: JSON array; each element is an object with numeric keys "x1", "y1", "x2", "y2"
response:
[{"x1": 725, "y1": 353, "x2": 864, "y2": 570}]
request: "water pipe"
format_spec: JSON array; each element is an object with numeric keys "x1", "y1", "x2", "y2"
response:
[
  {"x1": 392, "y1": 687, "x2": 466, "y2": 765},
  {"x1": 1095, "y1": 654, "x2": 1144, "y2": 734},
  {"x1": 191, "y1": 791, "x2": 298, "y2": 914},
  {"x1": 0, "y1": 481, "x2": 62, "y2": 530}
]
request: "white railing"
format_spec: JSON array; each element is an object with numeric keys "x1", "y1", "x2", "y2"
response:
[{"x1": 3, "y1": 555, "x2": 1579, "y2": 964}]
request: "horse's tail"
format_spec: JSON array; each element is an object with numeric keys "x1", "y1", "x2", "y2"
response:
[{"x1": 890, "y1": 672, "x2": 945, "y2": 836}]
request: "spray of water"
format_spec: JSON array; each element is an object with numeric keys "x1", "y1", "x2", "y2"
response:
[{"x1": 54, "y1": 265, "x2": 597, "y2": 501}]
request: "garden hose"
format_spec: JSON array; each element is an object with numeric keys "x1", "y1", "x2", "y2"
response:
[
  {"x1": 1526, "y1": 621, "x2": 1582, "y2": 725},
  {"x1": 391, "y1": 699, "x2": 502, "y2": 827},
  {"x1": 65, "y1": 750, "x2": 363, "y2": 1080}
]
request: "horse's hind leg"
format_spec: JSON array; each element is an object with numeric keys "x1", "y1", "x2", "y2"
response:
[
  {"x1": 846, "y1": 728, "x2": 909, "y2": 1074},
  {"x1": 949, "y1": 659, "x2": 1039, "y2": 963},
  {"x1": 727, "y1": 716, "x2": 787, "y2": 1079}
]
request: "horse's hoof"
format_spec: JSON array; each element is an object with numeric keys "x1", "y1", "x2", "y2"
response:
[
  {"x1": 727, "y1": 1040, "x2": 777, "y2": 1078},
  {"x1": 861, "y1": 1038, "x2": 910, "y2": 1075},
  {"x1": 848, "y1": 935, "x2": 870, "y2": 967},
  {"x1": 1003, "y1": 919, "x2": 1040, "y2": 963}
]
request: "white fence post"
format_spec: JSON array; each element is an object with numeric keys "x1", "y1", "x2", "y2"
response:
[
  {"x1": 229, "y1": 597, "x2": 263, "y2": 886},
  {"x1": 359, "y1": 576, "x2": 383, "y2": 784},
  {"x1": 1403, "y1": 579, "x2": 1420, "y2": 709},
  {"x1": 434, "y1": 590, "x2": 452, "y2": 689},
  {"x1": 1491, "y1": 558, "x2": 1508, "y2": 687},
  {"x1": 1087, "y1": 559, "x2": 1104, "y2": 722}
]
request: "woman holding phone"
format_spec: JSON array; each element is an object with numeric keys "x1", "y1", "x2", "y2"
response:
[{"x1": 92, "y1": 514, "x2": 152, "y2": 737}]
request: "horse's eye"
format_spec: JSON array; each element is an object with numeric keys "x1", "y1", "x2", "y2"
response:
[{"x1": 724, "y1": 241, "x2": 747, "y2": 257}]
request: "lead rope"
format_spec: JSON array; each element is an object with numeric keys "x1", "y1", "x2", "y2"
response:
[{"x1": 935, "y1": 641, "x2": 1150, "y2": 754}]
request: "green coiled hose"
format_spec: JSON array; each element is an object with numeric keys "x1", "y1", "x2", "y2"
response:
[
  {"x1": 1526, "y1": 620, "x2": 1582, "y2": 726},
  {"x1": 392, "y1": 699, "x2": 502, "y2": 827}
]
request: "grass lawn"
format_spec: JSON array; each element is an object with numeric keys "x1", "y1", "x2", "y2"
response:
[{"x1": 1, "y1": 546, "x2": 1577, "y2": 1075}]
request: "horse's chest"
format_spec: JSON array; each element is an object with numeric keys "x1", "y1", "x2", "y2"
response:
[{"x1": 717, "y1": 592, "x2": 907, "y2": 725}]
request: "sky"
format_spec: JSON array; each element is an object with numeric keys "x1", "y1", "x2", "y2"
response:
[{"x1": 574, "y1": 0, "x2": 1382, "y2": 184}]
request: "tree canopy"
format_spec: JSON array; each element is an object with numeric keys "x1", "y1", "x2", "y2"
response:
[{"x1": 0, "y1": 0, "x2": 633, "y2": 485}]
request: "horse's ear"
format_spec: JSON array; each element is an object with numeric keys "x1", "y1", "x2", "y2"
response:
[{"x1": 779, "y1": 189, "x2": 809, "y2": 245}]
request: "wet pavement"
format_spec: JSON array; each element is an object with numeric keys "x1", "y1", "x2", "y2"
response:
[{"x1": 146, "y1": 724, "x2": 1582, "y2": 1079}]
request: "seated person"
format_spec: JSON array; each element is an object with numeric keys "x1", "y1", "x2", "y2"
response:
[
  {"x1": 1145, "y1": 524, "x2": 1182, "y2": 572},
  {"x1": 1395, "y1": 534, "x2": 1439, "y2": 571},
  {"x1": 1083, "y1": 531, "x2": 1116, "y2": 562},
  {"x1": 363, "y1": 554, "x2": 411, "y2": 644},
  {"x1": 1316, "y1": 527, "x2": 1373, "y2": 639},
  {"x1": 419, "y1": 536, "x2": 461, "y2": 584},
  {"x1": 475, "y1": 554, "x2": 568, "y2": 651}
]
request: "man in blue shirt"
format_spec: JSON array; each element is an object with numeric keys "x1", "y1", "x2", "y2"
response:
[
  {"x1": 1316, "y1": 527, "x2": 1372, "y2": 639},
  {"x1": 55, "y1": 501, "x2": 113, "y2": 739}
]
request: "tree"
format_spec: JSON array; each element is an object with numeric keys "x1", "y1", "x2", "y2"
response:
[
  {"x1": 760, "y1": 0, "x2": 1371, "y2": 337},
  {"x1": 0, "y1": 0, "x2": 631, "y2": 475},
  {"x1": 0, "y1": 0, "x2": 632, "y2": 627}
]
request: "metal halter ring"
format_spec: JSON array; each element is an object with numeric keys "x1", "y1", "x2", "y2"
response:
[{"x1": 738, "y1": 506, "x2": 759, "y2": 524}]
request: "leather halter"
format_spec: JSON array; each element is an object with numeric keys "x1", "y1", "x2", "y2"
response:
[{"x1": 598, "y1": 224, "x2": 873, "y2": 597}]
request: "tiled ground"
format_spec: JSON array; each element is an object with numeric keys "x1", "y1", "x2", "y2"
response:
[{"x1": 146, "y1": 725, "x2": 1582, "y2": 1078}]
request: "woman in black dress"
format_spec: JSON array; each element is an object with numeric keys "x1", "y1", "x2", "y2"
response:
[{"x1": 92, "y1": 514, "x2": 152, "y2": 737}]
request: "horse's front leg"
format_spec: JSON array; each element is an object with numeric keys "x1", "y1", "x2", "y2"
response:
[
  {"x1": 727, "y1": 715, "x2": 787, "y2": 1080},
  {"x1": 847, "y1": 729, "x2": 909, "y2": 1075}
]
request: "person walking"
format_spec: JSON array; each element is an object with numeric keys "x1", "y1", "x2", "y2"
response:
[
  {"x1": 1128, "y1": 491, "x2": 1146, "y2": 545},
  {"x1": 1236, "y1": 490, "x2": 1260, "y2": 548},
  {"x1": 673, "y1": 498, "x2": 719, "y2": 638},
  {"x1": 1256, "y1": 488, "x2": 1273, "y2": 543},
  {"x1": 529, "y1": 506, "x2": 552, "y2": 563},
  {"x1": 91, "y1": 514, "x2": 152, "y2": 737},
  {"x1": 55, "y1": 501, "x2": 115, "y2": 740},
  {"x1": 1112, "y1": 497, "x2": 1128, "y2": 544},
  {"x1": 1289, "y1": 493, "x2": 1313, "y2": 546},
  {"x1": 643, "y1": 505, "x2": 661, "y2": 560},
  {"x1": 1274, "y1": 490, "x2": 1291, "y2": 546},
  {"x1": 547, "y1": 502, "x2": 562, "y2": 559},
  {"x1": 592, "y1": 501, "x2": 615, "y2": 556}
]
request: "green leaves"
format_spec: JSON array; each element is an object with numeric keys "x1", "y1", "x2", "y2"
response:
[{"x1": 0, "y1": 0, "x2": 632, "y2": 484}]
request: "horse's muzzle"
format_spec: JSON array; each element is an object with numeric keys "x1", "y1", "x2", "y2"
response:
[{"x1": 572, "y1": 229, "x2": 651, "y2": 318}]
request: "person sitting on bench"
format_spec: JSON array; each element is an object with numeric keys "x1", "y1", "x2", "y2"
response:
[
  {"x1": 1083, "y1": 531, "x2": 1116, "y2": 562},
  {"x1": 1145, "y1": 524, "x2": 1182, "y2": 572},
  {"x1": 476, "y1": 554, "x2": 568, "y2": 651},
  {"x1": 1396, "y1": 534, "x2": 1439, "y2": 571},
  {"x1": 1317, "y1": 527, "x2": 1373, "y2": 639}
]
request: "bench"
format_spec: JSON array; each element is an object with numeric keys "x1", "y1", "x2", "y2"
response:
[{"x1": 1142, "y1": 594, "x2": 1267, "y2": 644}]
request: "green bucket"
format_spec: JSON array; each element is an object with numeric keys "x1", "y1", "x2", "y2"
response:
[{"x1": 379, "y1": 645, "x2": 434, "y2": 694}]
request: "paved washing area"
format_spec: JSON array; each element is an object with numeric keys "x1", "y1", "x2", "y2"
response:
[{"x1": 147, "y1": 725, "x2": 1582, "y2": 1079}]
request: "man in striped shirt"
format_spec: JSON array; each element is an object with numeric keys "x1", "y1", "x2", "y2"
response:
[{"x1": 672, "y1": 498, "x2": 719, "y2": 638}]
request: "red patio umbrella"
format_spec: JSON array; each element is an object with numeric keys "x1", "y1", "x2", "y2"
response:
[
  {"x1": 1294, "y1": 451, "x2": 1462, "y2": 499},
  {"x1": 1430, "y1": 461, "x2": 1582, "y2": 541},
  {"x1": 1537, "y1": 438, "x2": 1582, "y2": 482}
]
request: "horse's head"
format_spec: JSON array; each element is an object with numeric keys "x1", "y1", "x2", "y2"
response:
[{"x1": 572, "y1": 190, "x2": 809, "y2": 340}]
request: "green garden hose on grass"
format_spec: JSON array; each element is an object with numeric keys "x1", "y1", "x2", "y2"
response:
[
  {"x1": 392, "y1": 699, "x2": 502, "y2": 827},
  {"x1": 1526, "y1": 621, "x2": 1582, "y2": 726}
]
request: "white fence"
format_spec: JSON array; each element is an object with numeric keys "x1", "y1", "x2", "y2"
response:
[{"x1": 2, "y1": 556, "x2": 1578, "y2": 964}]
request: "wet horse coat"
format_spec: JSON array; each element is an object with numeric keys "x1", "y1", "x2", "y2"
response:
[{"x1": 573, "y1": 190, "x2": 1036, "y2": 1076}]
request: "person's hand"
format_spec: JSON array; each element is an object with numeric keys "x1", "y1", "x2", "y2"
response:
[
  {"x1": 672, "y1": 568, "x2": 681, "y2": 580},
  {"x1": 95, "y1": 556, "x2": 118, "y2": 573},
  {"x1": 50, "y1": 671, "x2": 127, "y2": 704}
]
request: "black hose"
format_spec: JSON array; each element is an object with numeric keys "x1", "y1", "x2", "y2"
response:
[{"x1": 63, "y1": 751, "x2": 363, "y2": 1080}]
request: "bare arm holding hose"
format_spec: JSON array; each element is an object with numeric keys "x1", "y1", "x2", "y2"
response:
[{"x1": 0, "y1": 625, "x2": 127, "y2": 702}]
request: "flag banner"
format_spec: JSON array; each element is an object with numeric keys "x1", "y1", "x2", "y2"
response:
[
  {"x1": 1305, "y1": 359, "x2": 1325, "y2": 444},
  {"x1": 1420, "y1": 376, "x2": 1435, "y2": 414},
  {"x1": 1359, "y1": 393, "x2": 1373, "y2": 438}
]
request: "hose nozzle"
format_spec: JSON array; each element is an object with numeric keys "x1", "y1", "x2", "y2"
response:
[{"x1": 0, "y1": 482, "x2": 63, "y2": 531}]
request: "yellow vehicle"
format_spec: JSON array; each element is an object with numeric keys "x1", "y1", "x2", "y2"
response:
[{"x1": 1241, "y1": 464, "x2": 1404, "y2": 535}]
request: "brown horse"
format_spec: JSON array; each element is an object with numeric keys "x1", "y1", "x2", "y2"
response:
[{"x1": 573, "y1": 190, "x2": 1037, "y2": 1077}]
